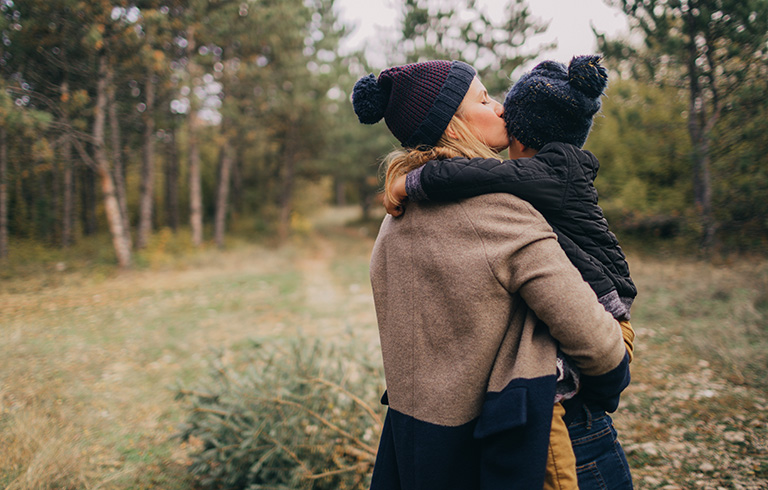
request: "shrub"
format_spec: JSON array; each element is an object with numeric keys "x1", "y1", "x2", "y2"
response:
[{"x1": 175, "y1": 339, "x2": 385, "y2": 490}]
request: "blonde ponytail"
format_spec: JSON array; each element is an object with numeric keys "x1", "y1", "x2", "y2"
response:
[{"x1": 383, "y1": 111, "x2": 503, "y2": 207}]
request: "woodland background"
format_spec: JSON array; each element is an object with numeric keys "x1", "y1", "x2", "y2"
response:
[
  {"x1": 2, "y1": 0, "x2": 767, "y2": 267},
  {"x1": 2, "y1": 1, "x2": 768, "y2": 489}
]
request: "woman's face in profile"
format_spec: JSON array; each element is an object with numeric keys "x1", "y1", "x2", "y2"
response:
[{"x1": 461, "y1": 77, "x2": 508, "y2": 152}]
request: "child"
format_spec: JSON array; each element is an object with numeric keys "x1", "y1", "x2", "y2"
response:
[{"x1": 387, "y1": 55, "x2": 636, "y2": 490}]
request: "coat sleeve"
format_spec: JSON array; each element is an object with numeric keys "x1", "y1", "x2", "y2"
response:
[
  {"x1": 414, "y1": 156, "x2": 567, "y2": 213},
  {"x1": 468, "y1": 194, "x2": 627, "y2": 378},
  {"x1": 551, "y1": 226, "x2": 618, "y2": 300}
]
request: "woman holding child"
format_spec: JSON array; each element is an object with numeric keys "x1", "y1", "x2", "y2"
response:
[{"x1": 353, "y1": 57, "x2": 634, "y2": 489}]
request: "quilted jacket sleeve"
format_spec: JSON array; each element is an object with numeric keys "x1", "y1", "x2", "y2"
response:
[{"x1": 412, "y1": 156, "x2": 568, "y2": 214}]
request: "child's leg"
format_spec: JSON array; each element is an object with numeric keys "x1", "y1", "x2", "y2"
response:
[
  {"x1": 544, "y1": 402, "x2": 579, "y2": 490},
  {"x1": 620, "y1": 320, "x2": 635, "y2": 363}
]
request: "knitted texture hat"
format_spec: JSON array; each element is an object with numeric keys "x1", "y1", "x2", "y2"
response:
[
  {"x1": 352, "y1": 60, "x2": 476, "y2": 148},
  {"x1": 504, "y1": 55, "x2": 608, "y2": 149}
]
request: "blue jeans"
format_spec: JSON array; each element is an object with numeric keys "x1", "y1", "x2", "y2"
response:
[{"x1": 567, "y1": 405, "x2": 634, "y2": 490}]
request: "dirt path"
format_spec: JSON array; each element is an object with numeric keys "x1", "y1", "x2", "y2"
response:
[
  {"x1": 2, "y1": 224, "x2": 766, "y2": 490},
  {"x1": 0, "y1": 225, "x2": 380, "y2": 489},
  {"x1": 298, "y1": 234, "x2": 343, "y2": 312}
]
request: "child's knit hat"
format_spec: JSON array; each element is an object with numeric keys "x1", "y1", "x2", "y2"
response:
[
  {"x1": 504, "y1": 55, "x2": 608, "y2": 149},
  {"x1": 352, "y1": 60, "x2": 476, "y2": 148}
]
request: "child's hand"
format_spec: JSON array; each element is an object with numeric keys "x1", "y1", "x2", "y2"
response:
[
  {"x1": 384, "y1": 174, "x2": 408, "y2": 217},
  {"x1": 383, "y1": 193, "x2": 405, "y2": 217}
]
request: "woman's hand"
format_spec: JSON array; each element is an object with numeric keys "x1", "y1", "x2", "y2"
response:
[{"x1": 384, "y1": 174, "x2": 408, "y2": 217}]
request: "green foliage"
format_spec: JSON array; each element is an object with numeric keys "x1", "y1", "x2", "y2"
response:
[
  {"x1": 587, "y1": 78, "x2": 692, "y2": 237},
  {"x1": 176, "y1": 339, "x2": 385, "y2": 490},
  {"x1": 598, "y1": 0, "x2": 768, "y2": 251},
  {"x1": 3, "y1": 0, "x2": 768, "y2": 257},
  {"x1": 710, "y1": 78, "x2": 768, "y2": 251},
  {"x1": 396, "y1": 0, "x2": 552, "y2": 97}
]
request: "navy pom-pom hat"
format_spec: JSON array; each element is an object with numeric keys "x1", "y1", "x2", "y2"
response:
[
  {"x1": 504, "y1": 55, "x2": 608, "y2": 149},
  {"x1": 352, "y1": 60, "x2": 476, "y2": 148}
]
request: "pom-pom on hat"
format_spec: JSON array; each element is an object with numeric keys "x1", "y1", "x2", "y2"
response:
[
  {"x1": 503, "y1": 55, "x2": 608, "y2": 149},
  {"x1": 352, "y1": 60, "x2": 476, "y2": 148}
]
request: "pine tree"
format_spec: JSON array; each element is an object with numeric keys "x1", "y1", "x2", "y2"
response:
[{"x1": 600, "y1": 0, "x2": 768, "y2": 251}]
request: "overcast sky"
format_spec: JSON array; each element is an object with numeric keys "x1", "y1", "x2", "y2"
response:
[{"x1": 334, "y1": 0, "x2": 630, "y2": 69}]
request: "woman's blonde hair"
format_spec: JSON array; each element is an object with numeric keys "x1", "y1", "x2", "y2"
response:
[{"x1": 383, "y1": 106, "x2": 503, "y2": 207}]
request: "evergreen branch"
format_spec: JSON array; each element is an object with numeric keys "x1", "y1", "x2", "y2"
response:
[
  {"x1": 47, "y1": 121, "x2": 100, "y2": 146},
  {"x1": 305, "y1": 461, "x2": 370, "y2": 480},
  {"x1": 269, "y1": 397, "x2": 377, "y2": 456},
  {"x1": 260, "y1": 431, "x2": 311, "y2": 476},
  {"x1": 70, "y1": 134, "x2": 97, "y2": 170},
  {"x1": 192, "y1": 407, "x2": 231, "y2": 417},
  {"x1": 308, "y1": 377, "x2": 382, "y2": 428},
  {"x1": 177, "y1": 388, "x2": 218, "y2": 399}
]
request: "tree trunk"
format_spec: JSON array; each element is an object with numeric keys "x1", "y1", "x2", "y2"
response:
[
  {"x1": 59, "y1": 80, "x2": 75, "y2": 247},
  {"x1": 186, "y1": 26, "x2": 203, "y2": 247},
  {"x1": 214, "y1": 144, "x2": 234, "y2": 248},
  {"x1": 335, "y1": 178, "x2": 346, "y2": 206},
  {"x1": 13, "y1": 149, "x2": 24, "y2": 237},
  {"x1": 52, "y1": 139, "x2": 62, "y2": 244},
  {"x1": 685, "y1": 10, "x2": 716, "y2": 253},
  {"x1": 94, "y1": 55, "x2": 132, "y2": 268},
  {"x1": 164, "y1": 126, "x2": 179, "y2": 231},
  {"x1": 278, "y1": 145, "x2": 295, "y2": 241},
  {"x1": 61, "y1": 135, "x2": 74, "y2": 248},
  {"x1": 137, "y1": 69, "x2": 157, "y2": 249},
  {"x1": 358, "y1": 178, "x2": 371, "y2": 221},
  {"x1": 231, "y1": 154, "x2": 243, "y2": 213},
  {"x1": 0, "y1": 126, "x2": 8, "y2": 259},
  {"x1": 108, "y1": 75, "x2": 132, "y2": 249},
  {"x1": 81, "y1": 165, "x2": 97, "y2": 236},
  {"x1": 189, "y1": 128, "x2": 203, "y2": 246}
]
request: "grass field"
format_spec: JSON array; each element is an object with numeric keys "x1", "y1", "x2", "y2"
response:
[{"x1": 1, "y1": 208, "x2": 767, "y2": 489}]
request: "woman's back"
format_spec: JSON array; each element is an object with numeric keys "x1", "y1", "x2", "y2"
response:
[{"x1": 369, "y1": 192, "x2": 627, "y2": 489}]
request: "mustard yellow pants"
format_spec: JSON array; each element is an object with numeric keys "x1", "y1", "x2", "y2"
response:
[{"x1": 544, "y1": 320, "x2": 635, "y2": 490}]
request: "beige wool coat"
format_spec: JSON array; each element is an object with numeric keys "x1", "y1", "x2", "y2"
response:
[{"x1": 368, "y1": 192, "x2": 630, "y2": 489}]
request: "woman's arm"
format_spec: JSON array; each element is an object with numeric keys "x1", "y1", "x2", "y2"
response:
[{"x1": 469, "y1": 194, "x2": 627, "y2": 377}]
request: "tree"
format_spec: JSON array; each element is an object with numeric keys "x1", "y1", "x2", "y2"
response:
[
  {"x1": 586, "y1": 78, "x2": 692, "y2": 238},
  {"x1": 396, "y1": 0, "x2": 553, "y2": 97},
  {"x1": 135, "y1": 6, "x2": 172, "y2": 249},
  {"x1": 313, "y1": 50, "x2": 396, "y2": 220},
  {"x1": 2, "y1": 0, "x2": 140, "y2": 267},
  {"x1": 709, "y1": 70, "x2": 768, "y2": 250},
  {"x1": 600, "y1": 0, "x2": 768, "y2": 251},
  {"x1": 0, "y1": 79, "x2": 53, "y2": 258}
]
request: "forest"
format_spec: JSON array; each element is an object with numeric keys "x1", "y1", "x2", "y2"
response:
[
  {"x1": 2, "y1": 2, "x2": 768, "y2": 489},
  {"x1": 2, "y1": 0, "x2": 766, "y2": 269}
]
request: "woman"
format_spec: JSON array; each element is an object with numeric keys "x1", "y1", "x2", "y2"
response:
[{"x1": 353, "y1": 60, "x2": 631, "y2": 489}]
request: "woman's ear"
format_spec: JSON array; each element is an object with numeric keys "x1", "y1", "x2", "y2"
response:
[{"x1": 444, "y1": 125, "x2": 458, "y2": 140}]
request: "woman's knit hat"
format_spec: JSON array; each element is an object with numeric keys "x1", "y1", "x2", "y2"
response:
[
  {"x1": 504, "y1": 55, "x2": 608, "y2": 149},
  {"x1": 352, "y1": 60, "x2": 476, "y2": 148}
]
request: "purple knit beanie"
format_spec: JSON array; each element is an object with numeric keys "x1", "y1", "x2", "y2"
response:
[
  {"x1": 352, "y1": 60, "x2": 476, "y2": 148},
  {"x1": 504, "y1": 55, "x2": 608, "y2": 149}
]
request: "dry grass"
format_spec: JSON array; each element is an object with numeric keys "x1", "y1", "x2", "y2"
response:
[
  {"x1": 1, "y1": 211, "x2": 766, "y2": 489},
  {"x1": 613, "y1": 251, "x2": 768, "y2": 489},
  {"x1": 1, "y1": 212, "x2": 379, "y2": 489}
]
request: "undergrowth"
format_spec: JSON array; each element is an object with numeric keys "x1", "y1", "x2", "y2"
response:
[{"x1": 175, "y1": 338, "x2": 385, "y2": 490}]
